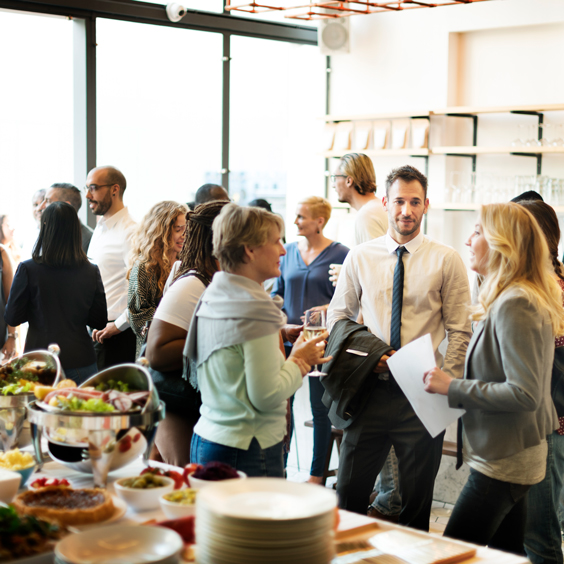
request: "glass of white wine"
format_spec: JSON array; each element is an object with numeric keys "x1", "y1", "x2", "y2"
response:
[{"x1": 304, "y1": 309, "x2": 326, "y2": 377}]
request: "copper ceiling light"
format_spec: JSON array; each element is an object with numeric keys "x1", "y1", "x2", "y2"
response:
[{"x1": 225, "y1": 0, "x2": 494, "y2": 20}]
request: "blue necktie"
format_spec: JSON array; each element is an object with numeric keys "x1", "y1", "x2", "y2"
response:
[{"x1": 390, "y1": 246, "x2": 407, "y2": 351}]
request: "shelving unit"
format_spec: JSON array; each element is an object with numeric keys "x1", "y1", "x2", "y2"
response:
[{"x1": 323, "y1": 103, "x2": 564, "y2": 205}]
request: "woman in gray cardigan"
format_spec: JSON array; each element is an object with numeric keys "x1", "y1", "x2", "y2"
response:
[{"x1": 424, "y1": 202, "x2": 564, "y2": 554}]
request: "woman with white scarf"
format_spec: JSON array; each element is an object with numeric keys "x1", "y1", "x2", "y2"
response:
[{"x1": 185, "y1": 203, "x2": 330, "y2": 477}]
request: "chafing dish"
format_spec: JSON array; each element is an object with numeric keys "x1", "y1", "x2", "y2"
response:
[
  {"x1": 29, "y1": 358, "x2": 164, "y2": 487},
  {"x1": 0, "y1": 344, "x2": 63, "y2": 451}
]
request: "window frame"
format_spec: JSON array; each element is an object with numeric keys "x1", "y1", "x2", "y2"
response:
[{"x1": 0, "y1": 0, "x2": 317, "y2": 226}]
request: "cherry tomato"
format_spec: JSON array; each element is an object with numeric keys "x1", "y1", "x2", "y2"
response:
[
  {"x1": 183, "y1": 463, "x2": 202, "y2": 486},
  {"x1": 164, "y1": 470, "x2": 184, "y2": 490}
]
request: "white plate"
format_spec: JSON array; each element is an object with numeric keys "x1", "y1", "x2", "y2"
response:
[
  {"x1": 55, "y1": 524, "x2": 183, "y2": 564},
  {"x1": 67, "y1": 495, "x2": 127, "y2": 533},
  {"x1": 197, "y1": 478, "x2": 336, "y2": 520}
]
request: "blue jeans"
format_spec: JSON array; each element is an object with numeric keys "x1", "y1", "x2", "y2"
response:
[
  {"x1": 64, "y1": 362, "x2": 98, "y2": 386},
  {"x1": 525, "y1": 432, "x2": 564, "y2": 564},
  {"x1": 309, "y1": 376, "x2": 332, "y2": 477},
  {"x1": 190, "y1": 434, "x2": 284, "y2": 478},
  {"x1": 371, "y1": 447, "x2": 402, "y2": 516},
  {"x1": 444, "y1": 468, "x2": 530, "y2": 555}
]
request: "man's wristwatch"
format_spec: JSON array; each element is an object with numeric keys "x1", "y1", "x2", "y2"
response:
[{"x1": 6, "y1": 332, "x2": 18, "y2": 340}]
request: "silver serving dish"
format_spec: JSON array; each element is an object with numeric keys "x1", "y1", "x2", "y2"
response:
[
  {"x1": 0, "y1": 344, "x2": 63, "y2": 451},
  {"x1": 28, "y1": 399, "x2": 165, "y2": 488},
  {"x1": 80, "y1": 357, "x2": 159, "y2": 413}
]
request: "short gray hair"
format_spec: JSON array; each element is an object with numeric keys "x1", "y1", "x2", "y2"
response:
[{"x1": 212, "y1": 203, "x2": 283, "y2": 273}]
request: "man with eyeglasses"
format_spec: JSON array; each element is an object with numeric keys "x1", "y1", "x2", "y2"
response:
[
  {"x1": 332, "y1": 153, "x2": 388, "y2": 247},
  {"x1": 85, "y1": 165, "x2": 137, "y2": 369},
  {"x1": 38, "y1": 183, "x2": 94, "y2": 254}
]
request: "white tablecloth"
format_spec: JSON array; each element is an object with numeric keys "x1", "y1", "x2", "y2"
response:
[{"x1": 22, "y1": 456, "x2": 529, "y2": 564}]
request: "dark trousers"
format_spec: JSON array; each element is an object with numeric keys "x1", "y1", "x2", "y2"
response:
[
  {"x1": 93, "y1": 326, "x2": 137, "y2": 371},
  {"x1": 336, "y1": 378, "x2": 444, "y2": 531},
  {"x1": 309, "y1": 375, "x2": 333, "y2": 477},
  {"x1": 444, "y1": 468, "x2": 530, "y2": 555}
]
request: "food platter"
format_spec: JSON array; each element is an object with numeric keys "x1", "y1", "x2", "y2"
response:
[
  {"x1": 80, "y1": 358, "x2": 159, "y2": 413},
  {"x1": 0, "y1": 345, "x2": 63, "y2": 451}
]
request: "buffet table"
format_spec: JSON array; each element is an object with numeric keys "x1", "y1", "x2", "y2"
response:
[{"x1": 22, "y1": 456, "x2": 530, "y2": 564}]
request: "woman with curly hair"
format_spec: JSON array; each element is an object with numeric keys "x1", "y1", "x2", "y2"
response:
[
  {"x1": 145, "y1": 200, "x2": 228, "y2": 466},
  {"x1": 127, "y1": 201, "x2": 187, "y2": 357}
]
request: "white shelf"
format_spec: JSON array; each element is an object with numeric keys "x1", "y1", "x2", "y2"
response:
[
  {"x1": 432, "y1": 146, "x2": 564, "y2": 155},
  {"x1": 323, "y1": 103, "x2": 564, "y2": 123},
  {"x1": 324, "y1": 148, "x2": 429, "y2": 158},
  {"x1": 430, "y1": 202, "x2": 564, "y2": 213},
  {"x1": 324, "y1": 111, "x2": 430, "y2": 122},
  {"x1": 432, "y1": 103, "x2": 564, "y2": 116}
]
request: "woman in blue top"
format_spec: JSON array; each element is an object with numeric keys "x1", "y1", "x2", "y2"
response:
[{"x1": 272, "y1": 196, "x2": 349, "y2": 484}]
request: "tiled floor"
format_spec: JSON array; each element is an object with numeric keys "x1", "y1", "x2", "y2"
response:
[{"x1": 285, "y1": 377, "x2": 455, "y2": 533}]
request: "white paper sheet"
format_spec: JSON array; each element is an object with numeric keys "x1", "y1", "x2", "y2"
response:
[{"x1": 386, "y1": 333, "x2": 465, "y2": 438}]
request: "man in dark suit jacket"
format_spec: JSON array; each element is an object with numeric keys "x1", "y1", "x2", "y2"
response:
[{"x1": 38, "y1": 183, "x2": 94, "y2": 253}]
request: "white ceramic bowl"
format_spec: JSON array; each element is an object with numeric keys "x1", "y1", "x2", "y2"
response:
[
  {"x1": 114, "y1": 475, "x2": 175, "y2": 511},
  {"x1": 186, "y1": 470, "x2": 246, "y2": 490},
  {"x1": 159, "y1": 488, "x2": 197, "y2": 519},
  {"x1": 0, "y1": 469, "x2": 21, "y2": 503}
]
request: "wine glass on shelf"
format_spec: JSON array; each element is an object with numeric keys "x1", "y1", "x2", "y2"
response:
[{"x1": 304, "y1": 309, "x2": 326, "y2": 377}]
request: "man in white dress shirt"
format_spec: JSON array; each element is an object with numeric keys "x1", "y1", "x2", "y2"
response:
[
  {"x1": 332, "y1": 152, "x2": 388, "y2": 246},
  {"x1": 327, "y1": 165, "x2": 471, "y2": 531},
  {"x1": 85, "y1": 165, "x2": 137, "y2": 369}
]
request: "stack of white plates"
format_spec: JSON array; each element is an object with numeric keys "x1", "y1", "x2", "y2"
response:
[{"x1": 196, "y1": 478, "x2": 337, "y2": 564}]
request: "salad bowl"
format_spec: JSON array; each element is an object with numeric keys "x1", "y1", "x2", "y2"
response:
[
  {"x1": 0, "y1": 344, "x2": 63, "y2": 451},
  {"x1": 80, "y1": 357, "x2": 159, "y2": 413}
]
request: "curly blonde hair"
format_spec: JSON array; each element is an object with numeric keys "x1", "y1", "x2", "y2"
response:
[
  {"x1": 128, "y1": 201, "x2": 188, "y2": 294},
  {"x1": 473, "y1": 202, "x2": 564, "y2": 336}
]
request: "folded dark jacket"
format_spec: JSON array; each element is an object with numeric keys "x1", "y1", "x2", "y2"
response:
[
  {"x1": 320, "y1": 318, "x2": 393, "y2": 429},
  {"x1": 552, "y1": 346, "x2": 564, "y2": 417}
]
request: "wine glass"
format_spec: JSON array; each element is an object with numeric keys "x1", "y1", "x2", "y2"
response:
[{"x1": 304, "y1": 309, "x2": 326, "y2": 377}]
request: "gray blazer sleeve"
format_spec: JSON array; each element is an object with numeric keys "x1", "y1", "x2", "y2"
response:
[{"x1": 448, "y1": 295, "x2": 549, "y2": 413}]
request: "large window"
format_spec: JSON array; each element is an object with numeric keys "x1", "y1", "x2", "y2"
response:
[
  {"x1": 0, "y1": 9, "x2": 75, "y2": 256},
  {"x1": 96, "y1": 18, "x2": 223, "y2": 220},
  {"x1": 229, "y1": 36, "x2": 325, "y2": 231}
]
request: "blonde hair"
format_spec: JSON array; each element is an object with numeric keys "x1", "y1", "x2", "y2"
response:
[
  {"x1": 473, "y1": 202, "x2": 564, "y2": 335},
  {"x1": 339, "y1": 153, "x2": 376, "y2": 195},
  {"x1": 212, "y1": 203, "x2": 284, "y2": 273},
  {"x1": 128, "y1": 201, "x2": 188, "y2": 293},
  {"x1": 299, "y1": 196, "x2": 332, "y2": 228}
]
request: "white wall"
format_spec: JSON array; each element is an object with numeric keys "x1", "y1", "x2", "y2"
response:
[
  {"x1": 291, "y1": 0, "x2": 564, "y2": 502},
  {"x1": 296, "y1": 0, "x2": 564, "y2": 268}
]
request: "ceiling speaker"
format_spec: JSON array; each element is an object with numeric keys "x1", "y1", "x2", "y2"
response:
[{"x1": 319, "y1": 18, "x2": 350, "y2": 55}]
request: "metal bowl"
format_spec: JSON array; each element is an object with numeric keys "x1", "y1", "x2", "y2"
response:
[
  {"x1": 79, "y1": 358, "x2": 159, "y2": 413},
  {"x1": 28, "y1": 399, "x2": 165, "y2": 487},
  {"x1": 0, "y1": 344, "x2": 63, "y2": 451}
]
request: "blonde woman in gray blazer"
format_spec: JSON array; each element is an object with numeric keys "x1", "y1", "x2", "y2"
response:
[{"x1": 424, "y1": 202, "x2": 564, "y2": 555}]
